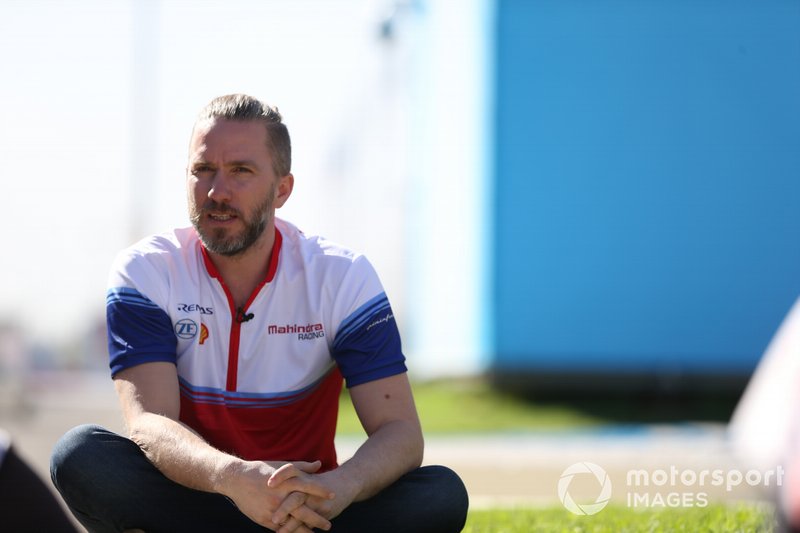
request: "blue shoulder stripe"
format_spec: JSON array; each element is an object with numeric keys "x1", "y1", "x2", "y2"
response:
[
  {"x1": 106, "y1": 287, "x2": 160, "y2": 310},
  {"x1": 334, "y1": 293, "x2": 390, "y2": 350},
  {"x1": 106, "y1": 286, "x2": 175, "y2": 377}
]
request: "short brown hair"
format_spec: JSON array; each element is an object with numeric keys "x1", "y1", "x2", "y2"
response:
[{"x1": 196, "y1": 94, "x2": 291, "y2": 176}]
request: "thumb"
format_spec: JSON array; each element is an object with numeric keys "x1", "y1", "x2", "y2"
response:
[
  {"x1": 267, "y1": 460, "x2": 322, "y2": 487},
  {"x1": 295, "y1": 460, "x2": 323, "y2": 474}
]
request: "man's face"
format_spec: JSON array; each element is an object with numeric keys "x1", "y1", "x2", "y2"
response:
[{"x1": 186, "y1": 119, "x2": 291, "y2": 256}]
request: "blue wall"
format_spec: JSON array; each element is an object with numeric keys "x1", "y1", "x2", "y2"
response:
[{"x1": 493, "y1": 1, "x2": 800, "y2": 377}]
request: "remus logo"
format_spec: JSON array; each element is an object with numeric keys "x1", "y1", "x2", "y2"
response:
[{"x1": 178, "y1": 303, "x2": 214, "y2": 315}]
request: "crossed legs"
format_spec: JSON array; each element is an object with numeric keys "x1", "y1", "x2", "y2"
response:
[{"x1": 51, "y1": 425, "x2": 468, "y2": 533}]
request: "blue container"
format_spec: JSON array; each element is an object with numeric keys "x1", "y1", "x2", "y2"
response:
[{"x1": 491, "y1": 0, "x2": 800, "y2": 393}]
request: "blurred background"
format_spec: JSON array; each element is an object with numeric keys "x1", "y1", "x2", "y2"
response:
[
  {"x1": 0, "y1": 0, "x2": 491, "y2": 379},
  {"x1": 3, "y1": 0, "x2": 797, "y2": 392},
  {"x1": 1, "y1": 0, "x2": 799, "y2": 519}
]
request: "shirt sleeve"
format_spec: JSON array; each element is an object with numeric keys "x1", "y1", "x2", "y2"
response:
[
  {"x1": 106, "y1": 287, "x2": 177, "y2": 376},
  {"x1": 106, "y1": 246, "x2": 177, "y2": 377},
  {"x1": 331, "y1": 257, "x2": 407, "y2": 388}
]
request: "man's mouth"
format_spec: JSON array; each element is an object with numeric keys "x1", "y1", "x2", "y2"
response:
[{"x1": 209, "y1": 213, "x2": 235, "y2": 221}]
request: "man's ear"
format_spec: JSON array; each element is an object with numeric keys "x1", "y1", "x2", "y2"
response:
[{"x1": 274, "y1": 173, "x2": 294, "y2": 208}]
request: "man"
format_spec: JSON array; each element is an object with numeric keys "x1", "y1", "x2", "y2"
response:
[{"x1": 50, "y1": 94, "x2": 468, "y2": 533}]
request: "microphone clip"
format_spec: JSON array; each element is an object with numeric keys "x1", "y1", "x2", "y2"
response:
[{"x1": 236, "y1": 307, "x2": 255, "y2": 323}]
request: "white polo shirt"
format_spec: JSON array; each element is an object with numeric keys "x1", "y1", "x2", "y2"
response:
[{"x1": 106, "y1": 218, "x2": 406, "y2": 469}]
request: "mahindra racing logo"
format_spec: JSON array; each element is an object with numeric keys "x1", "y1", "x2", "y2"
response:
[{"x1": 268, "y1": 323, "x2": 325, "y2": 341}]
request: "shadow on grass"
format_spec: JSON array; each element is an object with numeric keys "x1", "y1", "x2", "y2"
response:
[
  {"x1": 337, "y1": 373, "x2": 744, "y2": 435},
  {"x1": 490, "y1": 369, "x2": 745, "y2": 424},
  {"x1": 526, "y1": 393, "x2": 739, "y2": 425}
]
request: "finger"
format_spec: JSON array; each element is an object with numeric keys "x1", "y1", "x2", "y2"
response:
[
  {"x1": 294, "y1": 460, "x2": 322, "y2": 474},
  {"x1": 276, "y1": 515, "x2": 329, "y2": 533},
  {"x1": 276, "y1": 516, "x2": 302, "y2": 533},
  {"x1": 282, "y1": 510, "x2": 330, "y2": 532},
  {"x1": 268, "y1": 461, "x2": 321, "y2": 487},
  {"x1": 290, "y1": 503, "x2": 333, "y2": 531},
  {"x1": 272, "y1": 491, "x2": 307, "y2": 525},
  {"x1": 267, "y1": 468, "x2": 335, "y2": 501},
  {"x1": 274, "y1": 503, "x2": 331, "y2": 532},
  {"x1": 279, "y1": 477, "x2": 335, "y2": 500},
  {"x1": 278, "y1": 520, "x2": 313, "y2": 533},
  {"x1": 268, "y1": 463, "x2": 299, "y2": 487}
]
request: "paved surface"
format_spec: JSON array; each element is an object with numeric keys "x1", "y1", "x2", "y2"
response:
[{"x1": 0, "y1": 371, "x2": 776, "y2": 531}]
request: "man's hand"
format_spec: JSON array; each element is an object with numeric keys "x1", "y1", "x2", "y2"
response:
[
  {"x1": 268, "y1": 465, "x2": 359, "y2": 531},
  {"x1": 269, "y1": 374, "x2": 423, "y2": 531},
  {"x1": 219, "y1": 459, "x2": 335, "y2": 532}
]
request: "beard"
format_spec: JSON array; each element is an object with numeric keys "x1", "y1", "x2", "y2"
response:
[{"x1": 190, "y1": 187, "x2": 276, "y2": 257}]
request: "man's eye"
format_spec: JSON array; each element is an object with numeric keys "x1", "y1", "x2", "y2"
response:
[
  {"x1": 232, "y1": 167, "x2": 252, "y2": 174},
  {"x1": 193, "y1": 166, "x2": 213, "y2": 174}
]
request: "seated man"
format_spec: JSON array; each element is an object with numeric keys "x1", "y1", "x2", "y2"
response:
[{"x1": 50, "y1": 94, "x2": 468, "y2": 533}]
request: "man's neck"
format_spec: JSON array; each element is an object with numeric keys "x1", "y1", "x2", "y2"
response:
[{"x1": 207, "y1": 224, "x2": 276, "y2": 309}]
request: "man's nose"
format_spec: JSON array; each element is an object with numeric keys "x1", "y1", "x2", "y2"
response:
[{"x1": 208, "y1": 172, "x2": 232, "y2": 202}]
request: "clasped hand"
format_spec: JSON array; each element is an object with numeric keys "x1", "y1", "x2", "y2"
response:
[
  {"x1": 229, "y1": 459, "x2": 357, "y2": 533},
  {"x1": 267, "y1": 462, "x2": 359, "y2": 533}
]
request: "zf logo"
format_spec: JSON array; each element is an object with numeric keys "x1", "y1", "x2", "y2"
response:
[{"x1": 175, "y1": 319, "x2": 199, "y2": 339}]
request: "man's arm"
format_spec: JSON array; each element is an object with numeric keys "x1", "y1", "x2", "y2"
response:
[
  {"x1": 270, "y1": 372, "x2": 423, "y2": 522},
  {"x1": 114, "y1": 362, "x2": 333, "y2": 531}
]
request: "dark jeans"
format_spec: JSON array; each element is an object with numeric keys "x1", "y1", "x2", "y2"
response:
[{"x1": 51, "y1": 425, "x2": 469, "y2": 533}]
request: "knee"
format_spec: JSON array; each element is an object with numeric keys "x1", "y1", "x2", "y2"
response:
[
  {"x1": 50, "y1": 424, "x2": 113, "y2": 494},
  {"x1": 420, "y1": 465, "x2": 470, "y2": 529},
  {"x1": 432, "y1": 465, "x2": 469, "y2": 509}
]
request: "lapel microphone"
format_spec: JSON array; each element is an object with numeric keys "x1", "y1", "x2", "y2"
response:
[{"x1": 235, "y1": 307, "x2": 255, "y2": 323}]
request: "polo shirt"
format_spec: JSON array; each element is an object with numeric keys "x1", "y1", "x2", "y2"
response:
[{"x1": 106, "y1": 218, "x2": 406, "y2": 469}]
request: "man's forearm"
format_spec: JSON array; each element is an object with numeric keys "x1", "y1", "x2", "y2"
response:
[
  {"x1": 112, "y1": 364, "x2": 333, "y2": 531},
  {"x1": 337, "y1": 418, "x2": 424, "y2": 502},
  {"x1": 128, "y1": 411, "x2": 237, "y2": 493},
  {"x1": 129, "y1": 412, "x2": 334, "y2": 531}
]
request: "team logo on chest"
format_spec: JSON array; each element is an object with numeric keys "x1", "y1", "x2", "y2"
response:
[
  {"x1": 175, "y1": 319, "x2": 198, "y2": 339},
  {"x1": 177, "y1": 303, "x2": 214, "y2": 315},
  {"x1": 268, "y1": 323, "x2": 325, "y2": 341}
]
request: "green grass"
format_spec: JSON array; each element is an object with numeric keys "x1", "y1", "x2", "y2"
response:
[
  {"x1": 336, "y1": 378, "x2": 606, "y2": 435},
  {"x1": 336, "y1": 380, "x2": 770, "y2": 531},
  {"x1": 463, "y1": 504, "x2": 776, "y2": 532},
  {"x1": 336, "y1": 377, "x2": 738, "y2": 435}
]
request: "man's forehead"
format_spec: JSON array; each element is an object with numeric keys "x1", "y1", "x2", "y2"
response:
[
  {"x1": 191, "y1": 117, "x2": 266, "y2": 138},
  {"x1": 188, "y1": 118, "x2": 269, "y2": 157}
]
